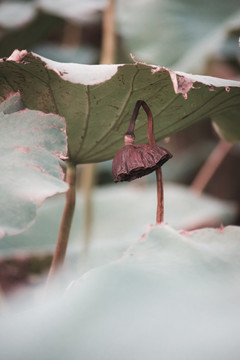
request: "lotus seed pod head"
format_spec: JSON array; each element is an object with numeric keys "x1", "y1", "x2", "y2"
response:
[{"x1": 112, "y1": 143, "x2": 172, "y2": 182}]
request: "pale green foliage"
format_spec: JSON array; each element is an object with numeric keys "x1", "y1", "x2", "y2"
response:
[
  {"x1": 0, "y1": 225, "x2": 240, "y2": 359},
  {"x1": 0, "y1": 93, "x2": 67, "y2": 237}
]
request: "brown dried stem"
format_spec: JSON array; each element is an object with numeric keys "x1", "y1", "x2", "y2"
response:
[
  {"x1": 156, "y1": 168, "x2": 164, "y2": 223},
  {"x1": 126, "y1": 100, "x2": 142, "y2": 137},
  {"x1": 126, "y1": 100, "x2": 156, "y2": 144},
  {"x1": 142, "y1": 102, "x2": 164, "y2": 223},
  {"x1": 126, "y1": 100, "x2": 164, "y2": 223}
]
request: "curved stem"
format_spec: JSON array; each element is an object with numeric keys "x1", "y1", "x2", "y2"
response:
[
  {"x1": 126, "y1": 100, "x2": 142, "y2": 137},
  {"x1": 47, "y1": 162, "x2": 76, "y2": 283},
  {"x1": 141, "y1": 101, "x2": 155, "y2": 145},
  {"x1": 126, "y1": 100, "x2": 156, "y2": 145},
  {"x1": 126, "y1": 100, "x2": 164, "y2": 223}
]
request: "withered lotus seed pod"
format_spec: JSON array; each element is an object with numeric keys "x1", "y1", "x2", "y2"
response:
[
  {"x1": 112, "y1": 100, "x2": 173, "y2": 224},
  {"x1": 112, "y1": 143, "x2": 172, "y2": 182}
]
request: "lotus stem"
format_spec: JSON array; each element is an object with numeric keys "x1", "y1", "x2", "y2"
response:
[
  {"x1": 156, "y1": 168, "x2": 164, "y2": 223},
  {"x1": 126, "y1": 100, "x2": 156, "y2": 144},
  {"x1": 126, "y1": 100, "x2": 142, "y2": 138},
  {"x1": 126, "y1": 100, "x2": 164, "y2": 223}
]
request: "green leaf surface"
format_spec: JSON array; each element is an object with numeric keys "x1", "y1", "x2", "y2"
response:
[
  {"x1": 0, "y1": 183, "x2": 236, "y2": 256},
  {"x1": 0, "y1": 225, "x2": 240, "y2": 360},
  {"x1": 1, "y1": 51, "x2": 240, "y2": 163},
  {"x1": 116, "y1": 0, "x2": 240, "y2": 72},
  {"x1": 0, "y1": 93, "x2": 68, "y2": 238}
]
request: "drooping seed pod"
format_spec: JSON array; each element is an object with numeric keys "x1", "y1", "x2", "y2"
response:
[
  {"x1": 112, "y1": 142, "x2": 172, "y2": 182},
  {"x1": 112, "y1": 100, "x2": 172, "y2": 223}
]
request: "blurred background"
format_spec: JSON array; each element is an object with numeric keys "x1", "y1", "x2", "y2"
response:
[{"x1": 0, "y1": 0, "x2": 240, "y2": 294}]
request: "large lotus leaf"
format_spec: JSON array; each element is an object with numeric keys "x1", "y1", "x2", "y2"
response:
[
  {"x1": 0, "y1": 225, "x2": 240, "y2": 360},
  {"x1": 0, "y1": 93, "x2": 68, "y2": 238},
  {"x1": 0, "y1": 50, "x2": 240, "y2": 163},
  {"x1": 0, "y1": 183, "x2": 236, "y2": 256},
  {"x1": 116, "y1": 0, "x2": 240, "y2": 72}
]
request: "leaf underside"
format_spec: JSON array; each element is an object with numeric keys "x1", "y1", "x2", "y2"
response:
[{"x1": 0, "y1": 51, "x2": 240, "y2": 164}]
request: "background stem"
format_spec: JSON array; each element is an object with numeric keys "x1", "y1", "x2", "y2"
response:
[
  {"x1": 47, "y1": 162, "x2": 76, "y2": 282},
  {"x1": 80, "y1": 0, "x2": 116, "y2": 254},
  {"x1": 80, "y1": 163, "x2": 96, "y2": 251},
  {"x1": 191, "y1": 140, "x2": 232, "y2": 194},
  {"x1": 100, "y1": 0, "x2": 115, "y2": 64}
]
